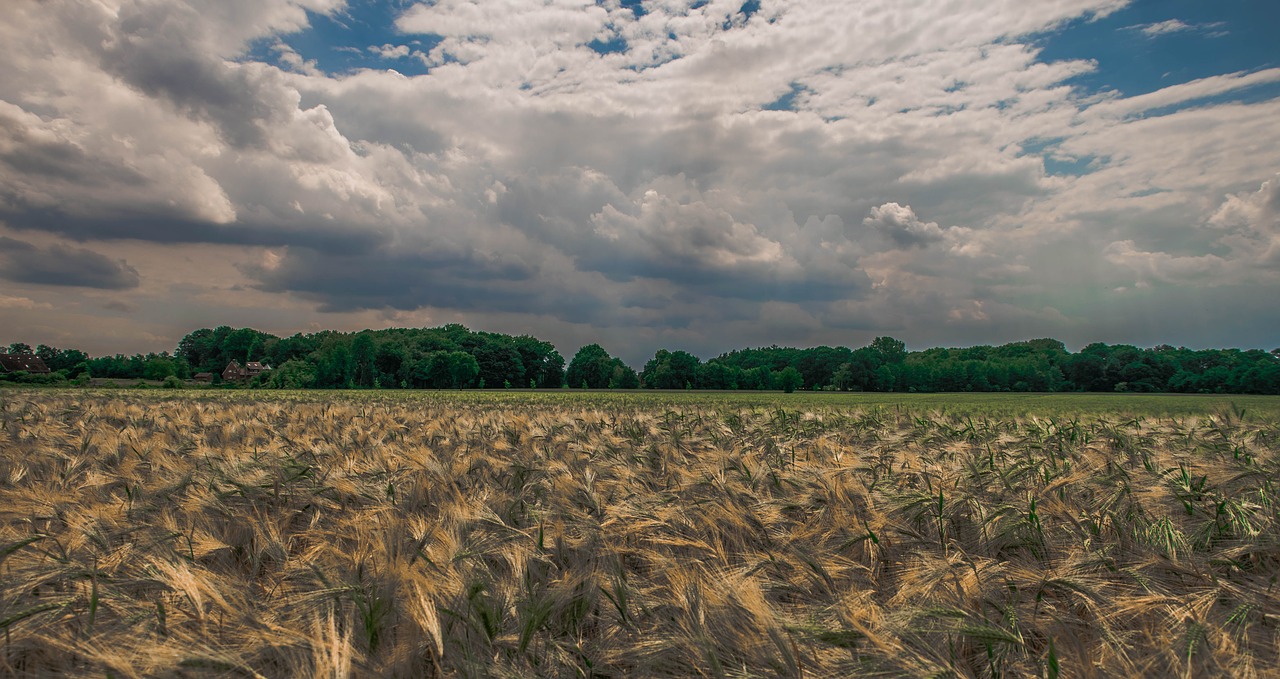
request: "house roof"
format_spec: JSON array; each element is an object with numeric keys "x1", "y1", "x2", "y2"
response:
[
  {"x1": 222, "y1": 360, "x2": 269, "y2": 380},
  {"x1": 0, "y1": 354, "x2": 51, "y2": 373}
]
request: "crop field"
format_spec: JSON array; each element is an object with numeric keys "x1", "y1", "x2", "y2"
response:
[{"x1": 1, "y1": 390, "x2": 1278, "y2": 677}]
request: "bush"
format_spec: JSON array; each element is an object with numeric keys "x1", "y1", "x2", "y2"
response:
[
  {"x1": 162, "y1": 375, "x2": 183, "y2": 389},
  {"x1": 0, "y1": 371, "x2": 68, "y2": 386}
]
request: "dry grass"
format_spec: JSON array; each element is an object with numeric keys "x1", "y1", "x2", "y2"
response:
[{"x1": 1, "y1": 390, "x2": 1278, "y2": 677}]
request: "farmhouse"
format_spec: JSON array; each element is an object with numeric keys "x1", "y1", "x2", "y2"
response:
[
  {"x1": 222, "y1": 360, "x2": 271, "y2": 382},
  {"x1": 0, "y1": 354, "x2": 51, "y2": 374},
  {"x1": 192, "y1": 372, "x2": 214, "y2": 383}
]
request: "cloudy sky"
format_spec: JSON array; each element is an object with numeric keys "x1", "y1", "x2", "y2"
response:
[{"x1": 1, "y1": 0, "x2": 1278, "y2": 364}]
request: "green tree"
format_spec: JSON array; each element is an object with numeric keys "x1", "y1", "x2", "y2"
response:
[
  {"x1": 473, "y1": 338, "x2": 525, "y2": 389},
  {"x1": 245, "y1": 335, "x2": 262, "y2": 364},
  {"x1": 696, "y1": 361, "x2": 739, "y2": 389},
  {"x1": 143, "y1": 356, "x2": 177, "y2": 381},
  {"x1": 225, "y1": 327, "x2": 266, "y2": 364},
  {"x1": 831, "y1": 363, "x2": 855, "y2": 391},
  {"x1": 874, "y1": 364, "x2": 897, "y2": 392},
  {"x1": 410, "y1": 354, "x2": 445, "y2": 388},
  {"x1": 513, "y1": 335, "x2": 565, "y2": 388},
  {"x1": 34, "y1": 345, "x2": 89, "y2": 372},
  {"x1": 738, "y1": 365, "x2": 773, "y2": 390},
  {"x1": 266, "y1": 359, "x2": 318, "y2": 389},
  {"x1": 446, "y1": 351, "x2": 480, "y2": 388},
  {"x1": 177, "y1": 328, "x2": 219, "y2": 372},
  {"x1": 318, "y1": 340, "x2": 354, "y2": 388},
  {"x1": 35, "y1": 344, "x2": 58, "y2": 365},
  {"x1": 607, "y1": 360, "x2": 640, "y2": 389},
  {"x1": 642, "y1": 350, "x2": 701, "y2": 389},
  {"x1": 775, "y1": 366, "x2": 803, "y2": 393},
  {"x1": 352, "y1": 333, "x2": 376, "y2": 388},
  {"x1": 566, "y1": 344, "x2": 615, "y2": 389},
  {"x1": 870, "y1": 336, "x2": 906, "y2": 364},
  {"x1": 374, "y1": 340, "x2": 407, "y2": 387},
  {"x1": 795, "y1": 345, "x2": 853, "y2": 389}
]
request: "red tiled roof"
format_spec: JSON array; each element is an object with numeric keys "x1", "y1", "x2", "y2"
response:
[{"x1": 0, "y1": 354, "x2": 51, "y2": 373}]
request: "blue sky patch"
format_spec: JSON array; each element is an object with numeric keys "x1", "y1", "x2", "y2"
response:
[
  {"x1": 245, "y1": 0, "x2": 437, "y2": 76},
  {"x1": 619, "y1": 0, "x2": 646, "y2": 18},
  {"x1": 763, "y1": 83, "x2": 805, "y2": 111},
  {"x1": 1035, "y1": 0, "x2": 1280, "y2": 99},
  {"x1": 1019, "y1": 137, "x2": 1094, "y2": 177},
  {"x1": 1043, "y1": 154, "x2": 1103, "y2": 177},
  {"x1": 589, "y1": 35, "x2": 629, "y2": 55}
]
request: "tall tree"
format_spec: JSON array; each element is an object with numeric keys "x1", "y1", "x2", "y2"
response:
[
  {"x1": 642, "y1": 350, "x2": 701, "y2": 389},
  {"x1": 870, "y1": 336, "x2": 907, "y2": 364},
  {"x1": 473, "y1": 337, "x2": 525, "y2": 388},
  {"x1": 566, "y1": 344, "x2": 614, "y2": 389},
  {"x1": 513, "y1": 335, "x2": 565, "y2": 388},
  {"x1": 351, "y1": 333, "x2": 376, "y2": 387},
  {"x1": 775, "y1": 366, "x2": 803, "y2": 393}
]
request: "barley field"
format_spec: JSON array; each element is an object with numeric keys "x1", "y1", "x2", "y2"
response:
[{"x1": 1, "y1": 390, "x2": 1278, "y2": 677}]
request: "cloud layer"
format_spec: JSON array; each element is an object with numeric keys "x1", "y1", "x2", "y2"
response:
[
  {"x1": 1, "y1": 0, "x2": 1278, "y2": 359},
  {"x1": 0, "y1": 237, "x2": 140, "y2": 290}
]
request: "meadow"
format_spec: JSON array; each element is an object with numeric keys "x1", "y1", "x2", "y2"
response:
[{"x1": 1, "y1": 389, "x2": 1278, "y2": 677}]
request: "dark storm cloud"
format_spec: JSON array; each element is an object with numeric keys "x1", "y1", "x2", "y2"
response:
[
  {"x1": 102, "y1": 300, "x2": 138, "y2": 313},
  {"x1": 493, "y1": 169, "x2": 870, "y2": 303},
  {"x1": 0, "y1": 115, "x2": 148, "y2": 189},
  {"x1": 0, "y1": 237, "x2": 140, "y2": 290},
  {"x1": 97, "y1": 2, "x2": 289, "y2": 148},
  {"x1": 241, "y1": 245, "x2": 609, "y2": 322},
  {"x1": 1, "y1": 210, "x2": 390, "y2": 254},
  {"x1": 575, "y1": 245, "x2": 866, "y2": 302}
]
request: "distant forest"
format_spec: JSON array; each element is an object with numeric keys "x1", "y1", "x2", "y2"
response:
[{"x1": 4, "y1": 324, "x2": 1280, "y2": 394}]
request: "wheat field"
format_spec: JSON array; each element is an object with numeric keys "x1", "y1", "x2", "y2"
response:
[{"x1": 1, "y1": 390, "x2": 1277, "y2": 677}]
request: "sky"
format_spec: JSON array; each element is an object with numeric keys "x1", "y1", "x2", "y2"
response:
[{"x1": 1, "y1": 0, "x2": 1278, "y2": 365}]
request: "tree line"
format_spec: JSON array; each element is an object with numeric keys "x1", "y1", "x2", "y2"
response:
[{"x1": 3, "y1": 327, "x2": 1279, "y2": 394}]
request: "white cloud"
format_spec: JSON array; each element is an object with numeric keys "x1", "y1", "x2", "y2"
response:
[
  {"x1": 0, "y1": 100, "x2": 239, "y2": 226},
  {"x1": 1084, "y1": 68, "x2": 1280, "y2": 120},
  {"x1": 1103, "y1": 240, "x2": 1232, "y2": 284},
  {"x1": 1134, "y1": 19, "x2": 1192, "y2": 36},
  {"x1": 864, "y1": 203, "x2": 948, "y2": 249},
  {"x1": 1208, "y1": 174, "x2": 1280, "y2": 266},
  {"x1": 1130, "y1": 19, "x2": 1227, "y2": 38},
  {"x1": 590, "y1": 185, "x2": 787, "y2": 270},
  {"x1": 948, "y1": 300, "x2": 989, "y2": 323},
  {"x1": 272, "y1": 41, "x2": 323, "y2": 76},
  {"x1": 397, "y1": 0, "x2": 610, "y2": 72},
  {"x1": 369, "y1": 43, "x2": 412, "y2": 60}
]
